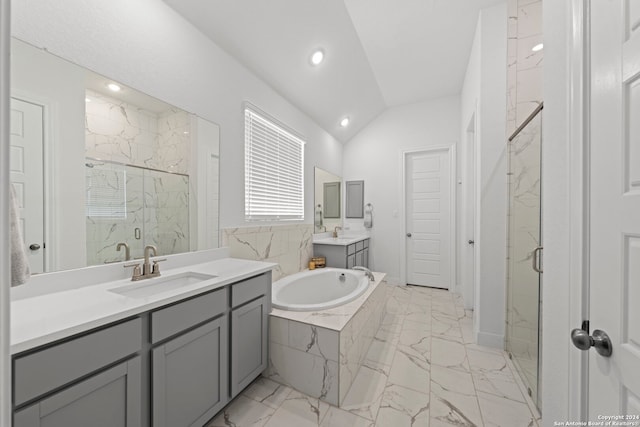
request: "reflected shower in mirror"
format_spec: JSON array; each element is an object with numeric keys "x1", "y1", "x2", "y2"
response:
[
  {"x1": 10, "y1": 38, "x2": 220, "y2": 273},
  {"x1": 314, "y1": 167, "x2": 342, "y2": 233}
]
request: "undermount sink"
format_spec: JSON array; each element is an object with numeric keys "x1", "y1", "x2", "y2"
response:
[{"x1": 109, "y1": 272, "x2": 217, "y2": 298}]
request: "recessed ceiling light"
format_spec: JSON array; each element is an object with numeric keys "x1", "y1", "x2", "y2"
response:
[
  {"x1": 310, "y1": 49, "x2": 324, "y2": 66},
  {"x1": 107, "y1": 83, "x2": 121, "y2": 92},
  {"x1": 531, "y1": 43, "x2": 544, "y2": 52},
  {"x1": 340, "y1": 117, "x2": 350, "y2": 127}
]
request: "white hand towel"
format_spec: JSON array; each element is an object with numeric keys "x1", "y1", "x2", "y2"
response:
[
  {"x1": 364, "y1": 203, "x2": 373, "y2": 229},
  {"x1": 10, "y1": 184, "x2": 30, "y2": 286}
]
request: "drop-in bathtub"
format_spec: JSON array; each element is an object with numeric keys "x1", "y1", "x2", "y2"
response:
[
  {"x1": 268, "y1": 268, "x2": 386, "y2": 406},
  {"x1": 271, "y1": 268, "x2": 369, "y2": 311}
]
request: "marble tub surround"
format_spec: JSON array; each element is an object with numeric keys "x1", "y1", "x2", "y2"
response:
[
  {"x1": 266, "y1": 273, "x2": 386, "y2": 406},
  {"x1": 10, "y1": 247, "x2": 276, "y2": 354},
  {"x1": 222, "y1": 224, "x2": 313, "y2": 281},
  {"x1": 210, "y1": 284, "x2": 540, "y2": 427}
]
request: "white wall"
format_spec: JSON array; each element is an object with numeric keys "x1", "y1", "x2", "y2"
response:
[
  {"x1": 459, "y1": 2, "x2": 508, "y2": 348},
  {"x1": 342, "y1": 96, "x2": 461, "y2": 283},
  {"x1": 11, "y1": 0, "x2": 343, "y2": 231}
]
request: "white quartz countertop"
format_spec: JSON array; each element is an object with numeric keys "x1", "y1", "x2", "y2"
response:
[
  {"x1": 10, "y1": 257, "x2": 276, "y2": 355},
  {"x1": 312, "y1": 235, "x2": 369, "y2": 246}
]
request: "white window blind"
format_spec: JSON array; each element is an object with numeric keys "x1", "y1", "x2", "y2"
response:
[{"x1": 245, "y1": 108, "x2": 305, "y2": 221}]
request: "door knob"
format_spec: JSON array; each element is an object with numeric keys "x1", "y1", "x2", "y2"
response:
[
  {"x1": 468, "y1": 240, "x2": 475, "y2": 245},
  {"x1": 406, "y1": 233, "x2": 412, "y2": 237},
  {"x1": 29, "y1": 243, "x2": 41, "y2": 250},
  {"x1": 571, "y1": 328, "x2": 612, "y2": 357}
]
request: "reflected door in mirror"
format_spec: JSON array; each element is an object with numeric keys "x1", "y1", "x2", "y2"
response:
[{"x1": 10, "y1": 98, "x2": 45, "y2": 274}]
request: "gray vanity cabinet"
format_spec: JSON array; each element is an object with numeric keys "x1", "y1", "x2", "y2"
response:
[
  {"x1": 314, "y1": 238, "x2": 370, "y2": 269},
  {"x1": 12, "y1": 317, "x2": 143, "y2": 427},
  {"x1": 14, "y1": 357, "x2": 142, "y2": 427},
  {"x1": 150, "y1": 287, "x2": 229, "y2": 427},
  {"x1": 230, "y1": 273, "x2": 271, "y2": 398},
  {"x1": 152, "y1": 316, "x2": 228, "y2": 427}
]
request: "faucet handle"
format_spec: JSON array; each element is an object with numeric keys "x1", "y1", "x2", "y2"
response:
[
  {"x1": 151, "y1": 258, "x2": 167, "y2": 274},
  {"x1": 124, "y1": 262, "x2": 143, "y2": 280}
]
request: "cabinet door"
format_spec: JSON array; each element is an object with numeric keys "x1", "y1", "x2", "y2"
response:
[
  {"x1": 231, "y1": 295, "x2": 268, "y2": 397},
  {"x1": 152, "y1": 316, "x2": 228, "y2": 427},
  {"x1": 347, "y1": 253, "x2": 356, "y2": 269},
  {"x1": 355, "y1": 250, "x2": 364, "y2": 267},
  {"x1": 14, "y1": 357, "x2": 141, "y2": 427},
  {"x1": 363, "y1": 248, "x2": 369, "y2": 268}
]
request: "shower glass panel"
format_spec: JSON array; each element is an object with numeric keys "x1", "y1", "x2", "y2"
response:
[
  {"x1": 85, "y1": 160, "x2": 189, "y2": 265},
  {"x1": 506, "y1": 106, "x2": 542, "y2": 409}
]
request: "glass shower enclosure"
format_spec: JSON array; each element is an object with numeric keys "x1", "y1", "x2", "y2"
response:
[{"x1": 506, "y1": 104, "x2": 543, "y2": 410}]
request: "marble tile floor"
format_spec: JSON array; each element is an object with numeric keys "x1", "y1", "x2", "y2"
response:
[{"x1": 207, "y1": 284, "x2": 541, "y2": 427}]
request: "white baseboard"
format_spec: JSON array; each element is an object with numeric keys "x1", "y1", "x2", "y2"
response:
[
  {"x1": 383, "y1": 276, "x2": 402, "y2": 286},
  {"x1": 476, "y1": 331, "x2": 505, "y2": 349}
]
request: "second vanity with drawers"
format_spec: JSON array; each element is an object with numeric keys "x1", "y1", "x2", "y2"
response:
[
  {"x1": 312, "y1": 235, "x2": 370, "y2": 269},
  {"x1": 10, "y1": 248, "x2": 275, "y2": 427}
]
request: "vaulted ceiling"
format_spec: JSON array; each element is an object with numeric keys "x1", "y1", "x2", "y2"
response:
[{"x1": 164, "y1": 0, "x2": 504, "y2": 142}]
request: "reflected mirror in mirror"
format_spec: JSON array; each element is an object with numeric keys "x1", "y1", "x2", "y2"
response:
[
  {"x1": 314, "y1": 167, "x2": 342, "y2": 233},
  {"x1": 10, "y1": 38, "x2": 220, "y2": 274}
]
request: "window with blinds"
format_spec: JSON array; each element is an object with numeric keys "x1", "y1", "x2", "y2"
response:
[
  {"x1": 86, "y1": 167, "x2": 127, "y2": 219},
  {"x1": 244, "y1": 108, "x2": 305, "y2": 221}
]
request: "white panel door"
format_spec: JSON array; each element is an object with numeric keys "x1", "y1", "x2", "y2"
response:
[
  {"x1": 587, "y1": 0, "x2": 640, "y2": 417},
  {"x1": 10, "y1": 98, "x2": 44, "y2": 274},
  {"x1": 406, "y1": 150, "x2": 451, "y2": 289}
]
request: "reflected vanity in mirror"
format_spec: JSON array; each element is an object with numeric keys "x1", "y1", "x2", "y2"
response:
[
  {"x1": 10, "y1": 38, "x2": 220, "y2": 273},
  {"x1": 314, "y1": 167, "x2": 342, "y2": 233}
]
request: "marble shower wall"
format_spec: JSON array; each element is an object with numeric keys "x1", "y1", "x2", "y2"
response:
[
  {"x1": 506, "y1": 112, "x2": 542, "y2": 403},
  {"x1": 86, "y1": 163, "x2": 190, "y2": 265},
  {"x1": 507, "y1": 0, "x2": 543, "y2": 136},
  {"x1": 85, "y1": 90, "x2": 191, "y2": 264},
  {"x1": 221, "y1": 224, "x2": 313, "y2": 281},
  {"x1": 85, "y1": 89, "x2": 190, "y2": 174}
]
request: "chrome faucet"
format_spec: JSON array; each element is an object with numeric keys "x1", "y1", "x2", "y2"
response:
[
  {"x1": 333, "y1": 226, "x2": 342, "y2": 238},
  {"x1": 352, "y1": 266, "x2": 375, "y2": 281},
  {"x1": 116, "y1": 242, "x2": 131, "y2": 261},
  {"x1": 123, "y1": 245, "x2": 166, "y2": 281}
]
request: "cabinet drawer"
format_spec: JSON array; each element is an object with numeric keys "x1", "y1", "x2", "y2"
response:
[
  {"x1": 151, "y1": 287, "x2": 227, "y2": 344},
  {"x1": 347, "y1": 244, "x2": 356, "y2": 255},
  {"x1": 232, "y1": 273, "x2": 271, "y2": 308},
  {"x1": 14, "y1": 318, "x2": 141, "y2": 406},
  {"x1": 363, "y1": 239, "x2": 369, "y2": 249},
  {"x1": 356, "y1": 240, "x2": 364, "y2": 252}
]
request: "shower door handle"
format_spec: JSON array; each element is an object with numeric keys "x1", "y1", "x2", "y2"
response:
[{"x1": 532, "y1": 246, "x2": 543, "y2": 273}]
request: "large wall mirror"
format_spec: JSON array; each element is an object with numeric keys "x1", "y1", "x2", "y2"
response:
[
  {"x1": 10, "y1": 38, "x2": 220, "y2": 274},
  {"x1": 314, "y1": 167, "x2": 341, "y2": 233}
]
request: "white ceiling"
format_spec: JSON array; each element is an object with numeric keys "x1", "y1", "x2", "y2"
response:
[{"x1": 164, "y1": 0, "x2": 504, "y2": 142}]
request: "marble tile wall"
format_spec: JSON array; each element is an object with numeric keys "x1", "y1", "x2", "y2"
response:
[
  {"x1": 86, "y1": 163, "x2": 190, "y2": 265},
  {"x1": 221, "y1": 224, "x2": 313, "y2": 281},
  {"x1": 265, "y1": 276, "x2": 386, "y2": 407},
  {"x1": 506, "y1": 112, "x2": 542, "y2": 402},
  {"x1": 85, "y1": 90, "x2": 190, "y2": 174},
  {"x1": 507, "y1": 0, "x2": 543, "y2": 136},
  {"x1": 85, "y1": 90, "x2": 191, "y2": 264}
]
